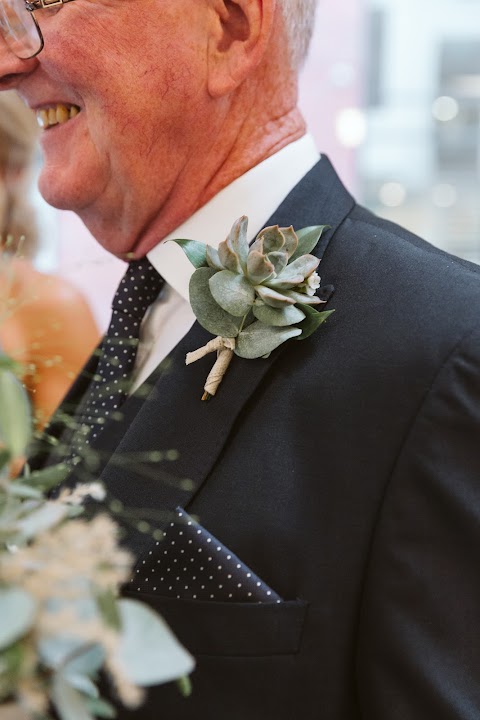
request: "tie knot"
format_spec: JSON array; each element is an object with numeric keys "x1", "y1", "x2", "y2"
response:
[{"x1": 112, "y1": 258, "x2": 164, "y2": 317}]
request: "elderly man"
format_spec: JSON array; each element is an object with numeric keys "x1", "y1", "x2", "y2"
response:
[{"x1": 2, "y1": 0, "x2": 480, "y2": 718}]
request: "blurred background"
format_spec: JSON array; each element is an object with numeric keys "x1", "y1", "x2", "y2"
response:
[{"x1": 28, "y1": 0, "x2": 480, "y2": 329}]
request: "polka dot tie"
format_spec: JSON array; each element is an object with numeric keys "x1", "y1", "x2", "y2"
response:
[
  {"x1": 71, "y1": 258, "x2": 164, "y2": 460},
  {"x1": 131, "y1": 508, "x2": 283, "y2": 603}
]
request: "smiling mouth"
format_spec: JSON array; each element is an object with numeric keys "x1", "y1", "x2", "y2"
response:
[{"x1": 36, "y1": 103, "x2": 81, "y2": 129}]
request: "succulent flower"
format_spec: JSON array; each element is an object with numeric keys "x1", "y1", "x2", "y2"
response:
[{"x1": 173, "y1": 216, "x2": 334, "y2": 362}]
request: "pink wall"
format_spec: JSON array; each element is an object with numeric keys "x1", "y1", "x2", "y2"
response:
[{"x1": 57, "y1": 0, "x2": 365, "y2": 329}]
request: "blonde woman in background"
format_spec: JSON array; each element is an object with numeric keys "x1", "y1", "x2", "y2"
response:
[{"x1": 0, "y1": 91, "x2": 99, "y2": 430}]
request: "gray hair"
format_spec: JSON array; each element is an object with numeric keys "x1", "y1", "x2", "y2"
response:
[{"x1": 280, "y1": 0, "x2": 318, "y2": 68}]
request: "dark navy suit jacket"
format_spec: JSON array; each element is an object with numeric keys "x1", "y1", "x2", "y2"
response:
[{"x1": 32, "y1": 158, "x2": 480, "y2": 719}]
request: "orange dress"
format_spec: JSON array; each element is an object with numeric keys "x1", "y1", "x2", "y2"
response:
[{"x1": 0, "y1": 257, "x2": 100, "y2": 430}]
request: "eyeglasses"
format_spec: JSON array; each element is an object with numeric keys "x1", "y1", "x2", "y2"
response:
[{"x1": 0, "y1": 0, "x2": 76, "y2": 60}]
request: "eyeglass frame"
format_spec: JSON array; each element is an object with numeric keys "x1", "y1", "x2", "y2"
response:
[{"x1": 3, "y1": 0, "x2": 77, "y2": 59}]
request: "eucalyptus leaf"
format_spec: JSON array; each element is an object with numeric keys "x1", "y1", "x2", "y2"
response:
[
  {"x1": 7, "y1": 482, "x2": 42, "y2": 500},
  {"x1": 0, "y1": 448, "x2": 11, "y2": 472},
  {"x1": 16, "y1": 501, "x2": 68, "y2": 540},
  {"x1": 0, "y1": 642, "x2": 25, "y2": 697},
  {"x1": 63, "y1": 644, "x2": 105, "y2": 678},
  {"x1": 23, "y1": 463, "x2": 70, "y2": 492},
  {"x1": 117, "y1": 599, "x2": 195, "y2": 686},
  {"x1": 39, "y1": 635, "x2": 90, "y2": 671},
  {"x1": 235, "y1": 322, "x2": 302, "y2": 359},
  {"x1": 96, "y1": 589, "x2": 121, "y2": 631},
  {"x1": 65, "y1": 674, "x2": 99, "y2": 698},
  {"x1": 0, "y1": 370, "x2": 32, "y2": 458},
  {"x1": 0, "y1": 588, "x2": 36, "y2": 650},
  {"x1": 253, "y1": 304, "x2": 305, "y2": 327},
  {"x1": 169, "y1": 239, "x2": 207, "y2": 269},
  {"x1": 51, "y1": 673, "x2": 95, "y2": 720},
  {"x1": 296, "y1": 305, "x2": 335, "y2": 340},
  {"x1": 190, "y1": 268, "x2": 242, "y2": 337},
  {"x1": 209, "y1": 270, "x2": 255, "y2": 317},
  {"x1": 289, "y1": 225, "x2": 329, "y2": 263},
  {"x1": 84, "y1": 697, "x2": 116, "y2": 719}
]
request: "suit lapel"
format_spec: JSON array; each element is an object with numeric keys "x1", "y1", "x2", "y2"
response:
[{"x1": 82, "y1": 157, "x2": 355, "y2": 554}]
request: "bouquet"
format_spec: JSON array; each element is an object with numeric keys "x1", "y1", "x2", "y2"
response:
[{"x1": 0, "y1": 355, "x2": 194, "y2": 720}]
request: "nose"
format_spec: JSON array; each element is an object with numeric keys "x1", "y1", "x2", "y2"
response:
[{"x1": 0, "y1": 37, "x2": 38, "y2": 90}]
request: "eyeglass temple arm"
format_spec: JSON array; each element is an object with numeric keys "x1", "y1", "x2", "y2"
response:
[{"x1": 25, "y1": 0, "x2": 75, "y2": 11}]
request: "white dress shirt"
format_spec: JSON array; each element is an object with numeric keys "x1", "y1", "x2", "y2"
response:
[{"x1": 129, "y1": 134, "x2": 320, "y2": 393}]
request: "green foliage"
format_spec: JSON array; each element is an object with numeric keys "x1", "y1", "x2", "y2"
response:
[
  {"x1": 169, "y1": 239, "x2": 207, "y2": 269},
  {"x1": 117, "y1": 599, "x2": 194, "y2": 686},
  {"x1": 189, "y1": 268, "x2": 242, "y2": 337},
  {"x1": 296, "y1": 306, "x2": 335, "y2": 341},
  {"x1": 0, "y1": 588, "x2": 36, "y2": 650},
  {"x1": 209, "y1": 271, "x2": 255, "y2": 317},
  {"x1": 289, "y1": 225, "x2": 329, "y2": 263},
  {"x1": 252, "y1": 303, "x2": 305, "y2": 327},
  {"x1": 235, "y1": 322, "x2": 302, "y2": 359},
  {"x1": 0, "y1": 369, "x2": 32, "y2": 458}
]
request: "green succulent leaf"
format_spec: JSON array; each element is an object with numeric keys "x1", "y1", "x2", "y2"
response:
[
  {"x1": 169, "y1": 239, "x2": 207, "y2": 269},
  {"x1": 117, "y1": 598, "x2": 195, "y2": 686},
  {"x1": 227, "y1": 216, "x2": 249, "y2": 272},
  {"x1": 289, "y1": 225, "x2": 330, "y2": 263},
  {"x1": 0, "y1": 369, "x2": 32, "y2": 458},
  {"x1": 209, "y1": 270, "x2": 255, "y2": 317},
  {"x1": 253, "y1": 303, "x2": 305, "y2": 327},
  {"x1": 296, "y1": 305, "x2": 335, "y2": 340},
  {"x1": 0, "y1": 588, "x2": 36, "y2": 650},
  {"x1": 254, "y1": 225, "x2": 285, "y2": 254},
  {"x1": 269, "y1": 254, "x2": 319, "y2": 288},
  {"x1": 190, "y1": 268, "x2": 242, "y2": 337},
  {"x1": 205, "y1": 245, "x2": 224, "y2": 271},
  {"x1": 266, "y1": 251, "x2": 288, "y2": 276},
  {"x1": 218, "y1": 238, "x2": 242, "y2": 274},
  {"x1": 255, "y1": 284, "x2": 296, "y2": 308},
  {"x1": 235, "y1": 322, "x2": 302, "y2": 359},
  {"x1": 246, "y1": 250, "x2": 275, "y2": 284},
  {"x1": 283, "y1": 289, "x2": 323, "y2": 305},
  {"x1": 279, "y1": 226, "x2": 299, "y2": 258}
]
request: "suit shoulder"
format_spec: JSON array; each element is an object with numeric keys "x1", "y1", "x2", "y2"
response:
[{"x1": 345, "y1": 203, "x2": 480, "y2": 286}]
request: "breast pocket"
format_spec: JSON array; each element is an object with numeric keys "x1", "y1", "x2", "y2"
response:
[{"x1": 121, "y1": 590, "x2": 308, "y2": 657}]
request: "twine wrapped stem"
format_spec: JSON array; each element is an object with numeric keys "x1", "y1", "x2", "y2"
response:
[{"x1": 186, "y1": 337, "x2": 236, "y2": 400}]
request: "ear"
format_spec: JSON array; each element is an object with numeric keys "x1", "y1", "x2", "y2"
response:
[{"x1": 207, "y1": 0, "x2": 276, "y2": 97}]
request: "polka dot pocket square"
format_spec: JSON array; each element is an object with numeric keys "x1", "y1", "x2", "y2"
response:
[{"x1": 131, "y1": 507, "x2": 283, "y2": 604}]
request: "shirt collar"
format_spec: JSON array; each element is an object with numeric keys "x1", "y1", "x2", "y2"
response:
[{"x1": 147, "y1": 133, "x2": 320, "y2": 302}]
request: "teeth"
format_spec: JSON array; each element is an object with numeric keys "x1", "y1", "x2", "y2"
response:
[{"x1": 36, "y1": 103, "x2": 81, "y2": 129}]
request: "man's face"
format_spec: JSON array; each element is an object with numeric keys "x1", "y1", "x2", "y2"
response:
[{"x1": 7, "y1": 0, "x2": 215, "y2": 254}]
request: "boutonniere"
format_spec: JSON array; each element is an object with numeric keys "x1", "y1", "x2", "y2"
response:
[{"x1": 172, "y1": 216, "x2": 334, "y2": 400}]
